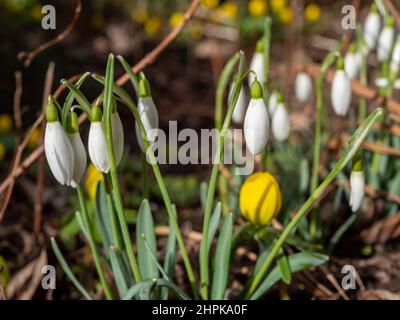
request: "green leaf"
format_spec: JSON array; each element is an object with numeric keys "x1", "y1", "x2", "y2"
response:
[
  {"x1": 122, "y1": 279, "x2": 190, "y2": 300},
  {"x1": 136, "y1": 199, "x2": 159, "y2": 280},
  {"x1": 299, "y1": 158, "x2": 309, "y2": 193},
  {"x1": 207, "y1": 202, "x2": 222, "y2": 255},
  {"x1": 94, "y1": 181, "x2": 113, "y2": 250},
  {"x1": 50, "y1": 237, "x2": 93, "y2": 300},
  {"x1": 61, "y1": 79, "x2": 93, "y2": 118},
  {"x1": 75, "y1": 210, "x2": 89, "y2": 240},
  {"x1": 109, "y1": 246, "x2": 132, "y2": 298},
  {"x1": 250, "y1": 252, "x2": 329, "y2": 300},
  {"x1": 117, "y1": 55, "x2": 139, "y2": 98},
  {"x1": 277, "y1": 248, "x2": 292, "y2": 284},
  {"x1": 199, "y1": 182, "x2": 208, "y2": 209},
  {"x1": 161, "y1": 205, "x2": 177, "y2": 300},
  {"x1": 211, "y1": 213, "x2": 233, "y2": 300}
]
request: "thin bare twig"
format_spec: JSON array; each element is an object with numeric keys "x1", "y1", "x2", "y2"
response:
[
  {"x1": 18, "y1": 0, "x2": 82, "y2": 67},
  {"x1": 13, "y1": 72, "x2": 22, "y2": 130},
  {"x1": 0, "y1": 0, "x2": 201, "y2": 201}
]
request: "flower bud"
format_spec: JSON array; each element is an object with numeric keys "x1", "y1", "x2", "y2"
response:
[
  {"x1": 344, "y1": 43, "x2": 360, "y2": 79},
  {"x1": 349, "y1": 154, "x2": 365, "y2": 212},
  {"x1": 244, "y1": 80, "x2": 269, "y2": 155},
  {"x1": 239, "y1": 172, "x2": 282, "y2": 226},
  {"x1": 88, "y1": 106, "x2": 109, "y2": 173},
  {"x1": 248, "y1": 39, "x2": 265, "y2": 87},
  {"x1": 229, "y1": 82, "x2": 247, "y2": 124},
  {"x1": 44, "y1": 102, "x2": 74, "y2": 186},
  {"x1": 363, "y1": 4, "x2": 381, "y2": 50},
  {"x1": 377, "y1": 16, "x2": 395, "y2": 62},
  {"x1": 111, "y1": 111, "x2": 124, "y2": 165},
  {"x1": 331, "y1": 58, "x2": 352, "y2": 116},
  {"x1": 135, "y1": 73, "x2": 159, "y2": 152},
  {"x1": 66, "y1": 112, "x2": 87, "y2": 188},
  {"x1": 295, "y1": 71, "x2": 312, "y2": 102},
  {"x1": 268, "y1": 90, "x2": 278, "y2": 115},
  {"x1": 272, "y1": 95, "x2": 290, "y2": 142}
]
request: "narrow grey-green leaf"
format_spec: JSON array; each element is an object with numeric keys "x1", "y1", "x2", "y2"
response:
[
  {"x1": 109, "y1": 246, "x2": 129, "y2": 297},
  {"x1": 277, "y1": 248, "x2": 292, "y2": 284},
  {"x1": 207, "y1": 202, "x2": 222, "y2": 254},
  {"x1": 211, "y1": 213, "x2": 233, "y2": 299},
  {"x1": 94, "y1": 181, "x2": 113, "y2": 249},
  {"x1": 137, "y1": 199, "x2": 159, "y2": 280}
]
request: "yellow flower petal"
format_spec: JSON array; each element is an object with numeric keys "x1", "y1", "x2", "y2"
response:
[
  {"x1": 201, "y1": 0, "x2": 219, "y2": 9},
  {"x1": 0, "y1": 144, "x2": 6, "y2": 162},
  {"x1": 219, "y1": 2, "x2": 238, "y2": 19},
  {"x1": 169, "y1": 12, "x2": 184, "y2": 28},
  {"x1": 144, "y1": 17, "x2": 161, "y2": 36},
  {"x1": 239, "y1": 172, "x2": 282, "y2": 226},
  {"x1": 248, "y1": 0, "x2": 268, "y2": 17},
  {"x1": 28, "y1": 128, "x2": 43, "y2": 150},
  {"x1": 0, "y1": 114, "x2": 13, "y2": 133},
  {"x1": 271, "y1": 0, "x2": 286, "y2": 12},
  {"x1": 305, "y1": 3, "x2": 321, "y2": 23},
  {"x1": 132, "y1": 8, "x2": 149, "y2": 24},
  {"x1": 85, "y1": 163, "x2": 104, "y2": 199},
  {"x1": 279, "y1": 7, "x2": 293, "y2": 25}
]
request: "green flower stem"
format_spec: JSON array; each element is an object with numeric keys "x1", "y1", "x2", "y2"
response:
[
  {"x1": 263, "y1": 17, "x2": 272, "y2": 93},
  {"x1": 200, "y1": 52, "x2": 246, "y2": 299},
  {"x1": 103, "y1": 54, "x2": 142, "y2": 284},
  {"x1": 103, "y1": 173, "x2": 123, "y2": 250},
  {"x1": 245, "y1": 108, "x2": 383, "y2": 299},
  {"x1": 309, "y1": 41, "x2": 343, "y2": 239},
  {"x1": 141, "y1": 153, "x2": 150, "y2": 199},
  {"x1": 356, "y1": 25, "x2": 367, "y2": 121},
  {"x1": 93, "y1": 71, "x2": 198, "y2": 298},
  {"x1": 76, "y1": 185, "x2": 113, "y2": 300}
]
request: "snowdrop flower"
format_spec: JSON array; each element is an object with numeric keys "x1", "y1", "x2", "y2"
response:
[
  {"x1": 66, "y1": 112, "x2": 86, "y2": 188},
  {"x1": 244, "y1": 80, "x2": 269, "y2": 155},
  {"x1": 374, "y1": 76, "x2": 400, "y2": 89},
  {"x1": 272, "y1": 94, "x2": 290, "y2": 142},
  {"x1": 111, "y1": 110, "x2": 124, "y2": 165},
  {"x1": 344, "y1": 43, "x2": 360, "y2": 79},
  {"x1": 44, "y1": 101, "x2": 74, "y2": 186},
  {"x1": 268, "y1": 90, "x2": 279, "y2": 115},
  {"x1": 390, "y1": 35, "x2": 400, "y2": 74},
  {"x1": 229, "y1": 81, "x2": 247, "y2": 124},
  {"x1": 295, "y1": 71, "x2": 313, "y2": 102},
  {"x1": 331, "y1": 57, "x2": 352, "y2": 116},
  {"x1": 349, "y1": 154, "x2": 365, "y2": 212},
  {"x1": 88, "y1": 106, "x2": 109, "y2": 173},
  {"x1": 377, "y1": 16, "x2": 395, "y2": 62},
  {"x1": 363, "y1": 3, "x2": 381, "y2": 51},
  {"x1": 135, "y1": 73, "x2": 159, "y2": 152},
  {"x1": 248, "y1": 40, "x2": 265, "y2": 88}
]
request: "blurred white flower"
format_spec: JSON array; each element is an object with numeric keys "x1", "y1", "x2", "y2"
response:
[{"x1": 295, "y1": 72, "x2": 312, "y2": 102}]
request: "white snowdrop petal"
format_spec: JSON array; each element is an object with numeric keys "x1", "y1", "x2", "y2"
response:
[
  {"x1": 88, "y1": 122, "x2": 109, "y2": 173},
  {"x1": 331, "y1": 70, "x2": 352, "y2": 116},
  {"x1": 375, "y1": 77, "x2": 389, "y2": 88},
  {"x1": 248, "y1": 53, "x2": 265, "y2": 88},
  {"x1": 344, "y1": 52, "x2": 359, "y2": 79},
  {"x1": 377, "y1": 27, "x2": 394, "y2": 62},
  {"x1": 350, "y1": 171, "x2": 365, "y2": 212},
  {"x1": 68, "y1": 132, "x2": 87, "y2": 188},
  {"x1": 111, "y1": 112, "x2": 124, "y2": 165},
  {"x1": 230, "y1": 84, "x2": 247, "y2": 124},
  {"x1": 272, "y1": 103, "x2": 290, "y2": 142},
  {"x1": 268, "y1": 91, "x2": 278, "y2": 115},
  {"x1": 363, "y1": 12, "x2": 381, "y2": 50},
  {"x1": 295, "y1": 72, "x2": 312, "y2": 102},
  {"x1": 135, "y1": 96, "x2": 159, "y2": 152},
  {"x1": 44, "y1": 122, "x2": 74, "y2": 186},
  {"x1": 244, "y1": 98, "x2": 269, "y2": 155}
]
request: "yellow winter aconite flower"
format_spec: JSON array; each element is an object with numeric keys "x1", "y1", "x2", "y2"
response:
[
  {"x1": 28, "y1": 128, "x2": 43, "y2": 149},
  {"x1": 219, "y1": 2, "x2": 238, "y2": 19},
  {"x1": 85, "y1": 163, "x2": 104, "y2": 199},
  {"x1": 305, "y1": 3, "x2": 321, "y2": 22},
  {"x1": 132, "y1": 8, "x2": 149, "y2": 24},
  {"x1": 248, "y1": 0, "x2": 267, "y2": 17},
  {"x1": 239, "y1": 172, "x2": 282, "y2": 226},
  {"x1": 145, "y1": 17, "x2": 161, "y2": 36},
  {"x1": 30, "y1": 4, "x2": 43, "y2": 21},
  {"x1": 279, "y1": 7, "x2": 293, "y2": 24},
  {"x1": 0, "y1": 144, "x2": 6, "y2": 162},
  {"x1": 201, "y1": 0, "x2": 219, "y2": 9},
  {"x1": 169, "y1": 12, "x2": 184, "y2": 28},
  {"x1": 271, "y1": 0, "x2": 286, "y2": 12},
  {"x1": 0, "y1": 114, "x2": 13, "y2": 133}
]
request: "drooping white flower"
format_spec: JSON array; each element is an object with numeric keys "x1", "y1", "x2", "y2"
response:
[
  {"x1": 377, "y1": 16, "x2": 395, "y2": 62},
  {"x1": 65, "y1": 112, "x2": 86, "y2": 188},
  {"x1": 344, "y1": 44, "x2": 360, "y2": 79},
  {"x1": 111, "y1": 111, "x2": 124, "y2": 165},
  {"x1": 295, "y1": 72, "x2": 312, "y2": 102},
  {"x1": 331, "y1": 58, "x2": 352, "y2": 116},
  {"x1": 363, "y1": 4, "x2": 381, "y2": 50},
  {"x1": 268, "y1": 90, "x2": 278, "y2": 115},
  {"x1": 229, "y1": 82, "x2": 247, "y2": 124},
  {"x1": 44, "y1": 102, "x2": 74, "y2": 186},
  {"x1": 350, "y1": 171, "x2": 365, "y2": 212},
  {"x1": 244, "y1": 80, "x2": 269, "y2": 155},
  {"x1": 135, "y1": 74, "x2": 159, "y2": 152},
  {"x1": 390, "y1": 35, "x2": 400, "y2": 74},
  {"x1": 272, "y1": 99, "x2": 290, "y2": 142},
  {"x1": 248, "y1": 40, "x2": 265, "y2": 88},
  {"x1": 88, "y1": 107, "x2": 109, "y2": 173}
]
